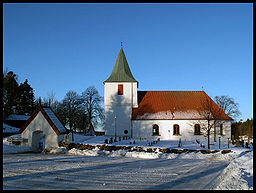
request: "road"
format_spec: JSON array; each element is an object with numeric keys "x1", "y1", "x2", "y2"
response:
[{"x1": 3, "y1": 153, "x2": 228, "y2": 190}]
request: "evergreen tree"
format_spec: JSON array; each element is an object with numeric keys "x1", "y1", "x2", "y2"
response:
[
  {"x1": 3, "y1": 71, "x2": 19, "y2": 119},
  {"x1": 17, "y1": 79, "x2": 36, "y2": 115},
  {"x1": 231, "y1": 118, "x2": 253, "y2": 141}
]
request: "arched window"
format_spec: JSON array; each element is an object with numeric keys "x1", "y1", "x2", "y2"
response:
[
  {"x1": 194, "y1": 124, "x2": 201, "y2": 135},
  {"x1": 152, "y1": 124, "x2": 159, "y2": 136},
  {"x1": 173, "y1": 124, "x2": 180, "y2": 135},
  {"x1": 220, "y1": 124, "x2": 225, "y2": 135}
]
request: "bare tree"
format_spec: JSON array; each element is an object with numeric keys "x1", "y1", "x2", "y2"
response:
[
  {"x1": 41, "y1": 90, "x2": 58, "y2": 109},
  {"x1": 193, "y1": 93, "x2": 228, "y2": 149},
  {"x1": 199, "y1": 96, "x2": 219, "y2": 149},
  {"x1": 214, "y1": 95, "x2": 241, "y2": 120},
  {"x1": 62, "y1": 90, "x2": 82, "y2": 141},
  {"x1": 81, "y1": 86, "x2": 104, "y2": 135}
]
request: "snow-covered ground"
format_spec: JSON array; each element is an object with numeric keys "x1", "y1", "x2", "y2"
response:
[{"x1": 3, "y1": 134, "x2": 253, "y2": 190}]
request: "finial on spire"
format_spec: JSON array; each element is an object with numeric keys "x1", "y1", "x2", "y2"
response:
[{"x1": 121, "y1": 40, "x2": 123, "y2": 48}]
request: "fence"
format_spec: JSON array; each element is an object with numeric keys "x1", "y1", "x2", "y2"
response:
[{"x1": 7, "y1": 137, "x2": 23, "y2": 145}]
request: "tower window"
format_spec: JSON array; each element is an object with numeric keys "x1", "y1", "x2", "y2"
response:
[{"x1": 118, "y1": 84, "x2": 123, "y2": 95}]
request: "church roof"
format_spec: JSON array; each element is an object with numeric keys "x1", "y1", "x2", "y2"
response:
[
  {"x1": 104, "y1": 47, "x2": 137, "y2": 83},
  {"x1": 19, "y1": 106, "x2": 68, "y2": 135},
  {"x1": 132, "y1": 91, "x2": 232, "y2": 120}
]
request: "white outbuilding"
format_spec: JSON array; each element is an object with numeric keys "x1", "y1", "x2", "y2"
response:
[{"x1": 19, "y1": 105, "x2": 68, "y2": 152}]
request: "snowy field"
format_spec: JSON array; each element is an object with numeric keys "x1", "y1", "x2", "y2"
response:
[{"x1": 3, "y1": 134, "x2": 253, "y2": 190}]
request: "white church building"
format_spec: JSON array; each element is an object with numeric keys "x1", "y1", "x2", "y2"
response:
[{"x1": 104, "y1": 46, "x2": 232, "y2": 143}]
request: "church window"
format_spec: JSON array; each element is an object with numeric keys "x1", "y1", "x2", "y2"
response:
[
  {"x1": 118, "y1": 84, "x2": 123, "y2": 95},
  {"x1": 124, "y1": 130, "x2": 128, "y2": 134},
  {"x1": 194, "y1": 124, "x2": 201, "y2": 135},
  {"x1": 220, "y1": 124, "x2": 225, "y2": 135},
  {"x1": 152, "y1": 124, "x2": 159, "y2": 136},
  {"x1": 173, "y1": 124, "x2": 180, "y2": 135}
]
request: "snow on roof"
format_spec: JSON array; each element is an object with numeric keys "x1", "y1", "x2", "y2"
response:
[
  {"x1": 6, "y1": 114, "x2": 30, "y2": 121},
  {"x1": 43, "y1": 107, "x2": 66, "y2": 133},
  {"x1": 3, "y1": 123, "x2": 20, "y2": 133}
]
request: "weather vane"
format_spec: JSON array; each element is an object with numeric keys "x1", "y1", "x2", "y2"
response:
[{"x1": 121, "y1": 40, "x2": 123, "y2": 47}]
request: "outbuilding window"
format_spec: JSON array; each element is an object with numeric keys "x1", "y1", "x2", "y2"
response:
[
  {"x1": 194, "y1": 124, "x2": 201, "y2": 135},
  {"x1": 118, "y1": 84, "x2": 123, "y2": 95},
  {"x1": 173, "y1": 124, "x2": 180, "y2": 135},
  {"x1": 152, "y1": 124, "x2": 159, "y2": 136}
]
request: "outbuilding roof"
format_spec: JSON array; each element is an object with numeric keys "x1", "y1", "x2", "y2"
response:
[
  {"x1": 132, "y1": 91, "x2": 232, "y2": 120},
  {"x1": 19, "y1": 106, "x2": 68, "y2": 135},
  {"x1": 104, "y1": 47, "x2": 137, "y2": 83}
]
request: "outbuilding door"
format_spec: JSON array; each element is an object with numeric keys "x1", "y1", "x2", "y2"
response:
[{"x1": 31, "y1": 130, "x2": 45, "y2": 152}]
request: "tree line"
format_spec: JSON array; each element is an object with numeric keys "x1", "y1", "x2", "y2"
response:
[
  {"x1": 3, "y1": 70, "x2": 104, "y2": 135},
  {"x1": 231, "y1": 118, "x2": 253, "y2": 141}
]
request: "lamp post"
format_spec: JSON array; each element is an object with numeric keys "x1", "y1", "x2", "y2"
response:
[
  {"x1": 219, "y1": 136, "x2": 221, "y2": 149},
  {"x1": 228, "y1": 138, "x2": 230, "y2": 148},
  {"x1": 114, "y1": 115, "x2": 117, "y2": 141}
]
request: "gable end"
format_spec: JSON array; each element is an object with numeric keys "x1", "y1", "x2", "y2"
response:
[{"x1": 19, "y1": 106, "x2": 67, "y2": 136}]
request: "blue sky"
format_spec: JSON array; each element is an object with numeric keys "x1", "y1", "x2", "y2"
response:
[{"x1": 3, "y1": 3, "x2": 252, "y2": 121}]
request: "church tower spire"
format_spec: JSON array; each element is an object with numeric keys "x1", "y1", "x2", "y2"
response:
[{"x1": 104, "y1": 46, "x2": 137, "y2": 83}]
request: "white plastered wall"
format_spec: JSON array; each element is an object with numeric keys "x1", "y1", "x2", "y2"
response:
[
  {"x1": 104, "y1": 82, "x2": 138, "y2": 137},
  {"x1": 104, "y1": 82, "x2": 138, "y2": 107},
  {"x1": 132, "y1": 119, "x2": 231, "y2": 144}
]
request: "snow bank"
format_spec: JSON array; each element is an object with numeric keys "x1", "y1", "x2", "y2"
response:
[
  {"x1": 3, "y1": 137, "x2": 31, "y2": 154},
  {"x1": 71, "y1": 134, "x2": 106, "y2": 145},
  {"x1": 67, "y1": 148, "x2": 162, "y2": 159},
  {"x1": 125, "y1": 151, "x2": 160, "y2": 159},
  {"x1": 68, "y1": 148, "x2": 100, "y2": 156},
  {"x1": 212, "y1": 151, "x2": 253, "y2": 190},
  {"x1": 108, "y1": 149, "x2": 127, "y2": 157},
  {"x1": 67, "y1": 147, "x2": 223, "y2": 160},
  {"x1": 48, "y1": 147, "x2": 68, "y2": 154}
]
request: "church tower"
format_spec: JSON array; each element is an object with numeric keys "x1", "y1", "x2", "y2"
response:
[{"x1": 104, "y1": 45, "x2": 138, "y2": 138}]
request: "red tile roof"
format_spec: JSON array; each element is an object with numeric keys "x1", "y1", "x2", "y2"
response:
[{"x1": 132, "y1": 91, "x2": 232, "y2": 120}]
